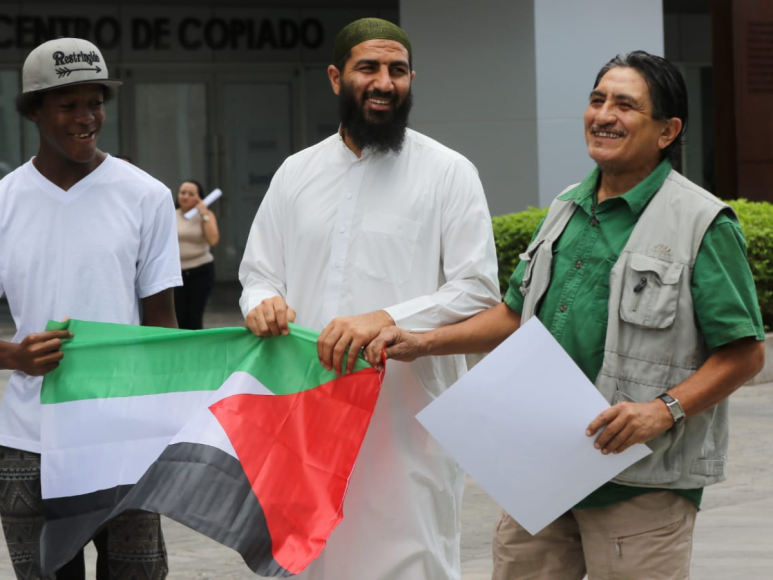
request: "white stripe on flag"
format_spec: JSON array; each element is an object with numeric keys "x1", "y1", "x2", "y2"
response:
[
  {"x1": 41, "y1": 372, "x2": 273, "y2": 500},
  {"x1": 170, "y1": 371, "x2": 273, "y2": 448}
]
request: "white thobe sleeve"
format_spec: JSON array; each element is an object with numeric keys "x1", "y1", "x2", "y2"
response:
[
  {"x1": 383, "y1": 159, "x2": 500, "y2": 330},
  {"x1": 239, "y1": 166, "x2": 288, "y2": 318}
]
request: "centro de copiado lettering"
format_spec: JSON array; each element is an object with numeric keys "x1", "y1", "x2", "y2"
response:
[
  {"x1": 0, "y1": 15, "x2": 324, "y2": 52},
  {"x1": 52, "y1": 50, "x2": 101, "y2": 66},
  {"x1": 0, "y1": 16, "x2": 121, "y2": 50},
  {"x1": 165, "y1": 17, "x2": 323, "y2": 51}
]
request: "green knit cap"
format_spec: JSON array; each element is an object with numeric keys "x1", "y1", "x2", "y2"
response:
[{"x1": 333, "y1": 18, "x2": 412, "y2": 65}]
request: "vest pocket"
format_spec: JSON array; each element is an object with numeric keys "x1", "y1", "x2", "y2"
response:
[
  {"x1": 611, "y1": 379, "x2": 684, "y2": 484},
  {"x1": 619, "y1": 254, "x2": 683, "y2": 329}
]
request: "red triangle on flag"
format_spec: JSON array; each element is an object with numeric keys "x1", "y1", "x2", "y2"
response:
[{"x1": 209, "y1": 367, "x2": 382, "y2": 574}]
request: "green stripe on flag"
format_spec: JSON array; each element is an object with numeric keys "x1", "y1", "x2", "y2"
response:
[{"x1": 41, "y1": 320, "x2": 371, "y2": 404}]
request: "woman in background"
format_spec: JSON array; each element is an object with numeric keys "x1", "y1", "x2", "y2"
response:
[{"x1": 175, "y1": 179, "x2": 219, "y2": 329}]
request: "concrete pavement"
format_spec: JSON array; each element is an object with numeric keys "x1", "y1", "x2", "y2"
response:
[{"x1": 0, "y1": 292, "x2": 771, "y2": 578}]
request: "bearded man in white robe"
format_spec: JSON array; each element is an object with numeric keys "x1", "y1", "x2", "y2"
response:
[{"x1": 239, "y1": 17, "x2": 500, "y2": 580}]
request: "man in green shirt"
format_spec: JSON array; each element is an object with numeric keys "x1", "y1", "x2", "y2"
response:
[{"x1": 364, "y1": 51, "x2": 765, "y2": 579}]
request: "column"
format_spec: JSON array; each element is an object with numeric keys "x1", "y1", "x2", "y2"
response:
[{"x1": 400, "y1": 0, "x2": 664, "y2": 214}]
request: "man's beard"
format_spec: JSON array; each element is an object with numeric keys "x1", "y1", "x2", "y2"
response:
[{"x1": 338, "y1": 81, "x2": 412, "y2": 155}]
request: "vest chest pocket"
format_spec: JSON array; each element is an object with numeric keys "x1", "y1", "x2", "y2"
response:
[
  {"x1": 619, "y1": 254, "x2": 684, "y2": 329},
  {"x1": 611, "y1": 380, "x2": 684, "y2": 484}
]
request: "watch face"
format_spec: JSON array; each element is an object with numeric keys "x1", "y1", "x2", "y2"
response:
[
  {"x1": 668, "y1": 400, "x2": 685, "y2": 423},
  {"x1": 659, "y1": 394, "x2": 685, "y2": 424}
]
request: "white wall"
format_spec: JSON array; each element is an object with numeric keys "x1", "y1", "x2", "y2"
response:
[
  {"x1": 401, "y1": 0, "x2": 664, "y2": 214},
  {"x1": 533, "y1": 0, "x2": 664, "y2": 205},
  {"x1": 400, "y1": 0, "x2": 539, "y2": 216}
]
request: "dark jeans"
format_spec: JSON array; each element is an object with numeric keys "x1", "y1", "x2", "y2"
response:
[{"x1": 174, "y1": 261, "x2": 215, "y2": 330}]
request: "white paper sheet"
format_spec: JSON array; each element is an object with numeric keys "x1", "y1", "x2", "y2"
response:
[{"x1": 416, "y1": 317, "x2": 652, "y2": 535}]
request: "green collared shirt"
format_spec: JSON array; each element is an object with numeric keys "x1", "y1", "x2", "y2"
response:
[{"x1": 504, "y1": 160, "x2": 765, "y2": 509}]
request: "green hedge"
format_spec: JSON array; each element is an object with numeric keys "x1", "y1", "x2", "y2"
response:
[
  {"x1": 492, "y1": 206, "x2": 548, "y2": 295},
  {"x1": 728, "y1": 200, "x2": 773, "y2": 330},
  {"x1": 492, "y1": 199, "x2": 773, "y2": 329}
]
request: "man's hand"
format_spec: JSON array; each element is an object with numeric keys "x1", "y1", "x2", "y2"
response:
[
  {"x1": 318, "y1": 310, "x2": 395, "y2": 375},
  {"x1": 364, "y1": 327, "x2": 426, "y2": 371},
  {"x1": 3, "y1": 330, "x2": 73, "y2": 376},
  {"x1": 586, "y1": 400, "x2": 674, "y2": 455},
  {"x1": 246, "y1": 297, "x2": 296, "y2": 337}
]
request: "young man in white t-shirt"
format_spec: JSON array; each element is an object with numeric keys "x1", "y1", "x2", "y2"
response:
[{"x1": 0, "y1": 38, "x2": 181, "y2": 579}]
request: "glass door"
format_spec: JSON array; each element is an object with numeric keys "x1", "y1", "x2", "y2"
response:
[
  {"x1": 0, "y1": 70, "x2": 22, "y2": 177},
  {"x1": 214, "y1": 73, "x2": 297, "y2": 280},
  {"x1": 124, "y1": 72, "x2": 210, "y2": 198},
  {"x1": 124, "y1": 69, "x2": 298, "y2": 282}
]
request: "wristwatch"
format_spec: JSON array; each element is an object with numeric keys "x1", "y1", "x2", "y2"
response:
[
  {"x1": 202, "y1": 213, "x2": 211, "y2": 222},
  {"x1": 657, "y1": 393, "x2": 685, "y2": 426}
]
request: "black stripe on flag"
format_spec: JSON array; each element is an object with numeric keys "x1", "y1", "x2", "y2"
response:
[{"x1": 39, "y1": 443, "x2": 292, "y2": 577}]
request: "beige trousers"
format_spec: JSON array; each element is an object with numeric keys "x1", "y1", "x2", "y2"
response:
[{"x1": 491, "y1": 491, "x2": 697, "y2": 580}]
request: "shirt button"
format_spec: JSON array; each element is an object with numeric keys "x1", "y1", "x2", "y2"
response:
[
  {"x1": 575, "y1": 260, "x2": 583, "y2": 269},
  {"x1": 560, "y1": 304, "x2": 568, "y2": 312},
  {"x1": 334, "y1": 261, "x2": 342, "y2": 270},
  {"x1": 339, "y1": 226, "x2": 346, "y2": 233},
  {"x1": 346, "y1": 192, "x2": 353, "y2": 199}
]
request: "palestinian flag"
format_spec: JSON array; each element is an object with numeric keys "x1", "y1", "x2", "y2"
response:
[{"x1": 38, "y1": 320, "x2": 382, "y2": 577}]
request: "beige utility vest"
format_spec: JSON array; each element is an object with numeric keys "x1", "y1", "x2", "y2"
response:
[{"x1": 520, "y1": 170, "x2": 732, "y2": 489}]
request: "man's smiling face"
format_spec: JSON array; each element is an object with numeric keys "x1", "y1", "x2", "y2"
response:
[
  {"x1": 31, "y1": 83, "x2": 105, "y2": 165},
  {"x1": 584, "y1": 66, "x2": 669, "y2": 176},
  {"x1": 339, "y1": 38, "x2": 413, "y2": 123},
  {"x1": 329, "y1": 38, "x2": 415, "y2": 154}
]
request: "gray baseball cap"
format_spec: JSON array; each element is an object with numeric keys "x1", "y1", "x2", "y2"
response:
[{"x1": 22, "y1": 37, "x2": 122, "y2": 93}]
